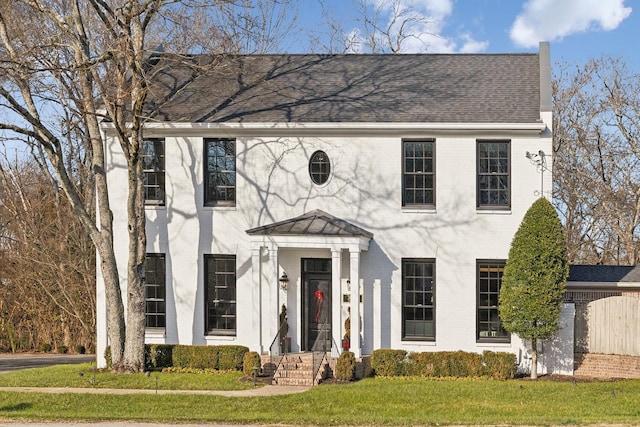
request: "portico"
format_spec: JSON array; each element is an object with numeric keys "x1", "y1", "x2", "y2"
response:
[{"x1": 246, "y1": 209, "x2": 372, "y2": 358}]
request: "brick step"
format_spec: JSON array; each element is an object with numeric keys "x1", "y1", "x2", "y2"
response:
[
  {"x1": 281, "y1": 363, "x2": 313, "y2": 371},
  {"x1": 276, "y1": 370, "x2": 314, "y2": 378},
  {"x1": 262, "y1": 352, "x2": 334, "y2": 386},
  {"x1": 273, "y1": 377, "x2": 315, "y2": 386}
]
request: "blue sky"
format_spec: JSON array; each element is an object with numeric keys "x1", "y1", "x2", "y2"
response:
[{"x1": 292, "y1": 0, "x2": 635, "y2": 68}]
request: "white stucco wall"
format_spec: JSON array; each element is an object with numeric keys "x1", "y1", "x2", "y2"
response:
[{"x1": 96, "y1": 121, "x2": 564, "y2": 372}]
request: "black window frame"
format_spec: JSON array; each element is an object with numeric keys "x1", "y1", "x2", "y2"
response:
[
  {"x1": 402, "y1": 139, "x2": 435, "y2": 208},
  {"x1": 309, "y1": 150, "x2": 331, "y2": 185},
  {"x1": 144, "y1": 253, "x2": 166, "y2": 329},
  {"x1": 204, "y1": 254, "x2": 236, "y2": 336},
  {"x1": 476, "y1": 260, "x2": 510, "y2": 343},
  {"x1": 142, "y1": 138, "x2": 165, "y2": 206},
  {"x1": 477, "y1": 140, "x2": 510, "y2": 209},
  {"x1": 402, "y1": 258, "x2": 436, "y2": 341},
  {"x1": 204, "y1": 138, "x2": 236, "y2": 207}
]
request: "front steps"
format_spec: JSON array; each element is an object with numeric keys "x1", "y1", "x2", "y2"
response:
[{"x1": 264, "y1": 353, "x2": 331, "y2": 386}]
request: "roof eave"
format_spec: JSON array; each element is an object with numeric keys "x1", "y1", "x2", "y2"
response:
[{"x1": 101, "y1": 121, "x2": 548, "y2": 136}]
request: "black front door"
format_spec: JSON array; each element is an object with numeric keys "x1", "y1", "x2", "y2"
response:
[{"x1": 302, "y1": 259, "x2": 331, "y2": 351}]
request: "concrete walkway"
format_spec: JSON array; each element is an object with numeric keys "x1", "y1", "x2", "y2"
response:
[{"x1": 0, "y1": 384, "x2": 310, "y2": 396}]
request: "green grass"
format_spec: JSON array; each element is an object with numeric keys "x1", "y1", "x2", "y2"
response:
[
  {"x1": 0, "y1": 363, "x2": 254, "y2": 390},
  {"x1": 1, "y1": 373, "x2": 640, "y2": 425}
]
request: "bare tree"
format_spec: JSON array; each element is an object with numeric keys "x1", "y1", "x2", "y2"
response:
[
  {"x1": 0, "y1": 0, "x2": 174, "y2": 372},
  {"x1": 314, "y1": 0, "x2": 433, "y2": 53},
  {"x1": 554, "y1": 56, "x2": 640, "y2": 265},
  {"x1": 0, "y1": 157, "x2": 95, "y2": 352},
  {"x1": 0, "y1": 1, "x2": 126, "y2": 366},
  {"x1": 0, "y1": 0, "x2": 299, "y2": 371},
  {"x1": 214, "y1": 0, "x2": 299, "y2": 54}
]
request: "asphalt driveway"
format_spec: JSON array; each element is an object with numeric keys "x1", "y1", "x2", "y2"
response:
[{"x1": 0, "y1": 353, "x2": 94, "y2": 373}]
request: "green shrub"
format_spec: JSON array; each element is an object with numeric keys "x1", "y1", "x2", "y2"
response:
[
  {"x1": 335, "y1": 351, "x2": 356, "y2": 381},
  {"x1": 75, "y1": 345, "x2": 86, "y2": 354},
  {"x1": 443, "y1": 351, "x2": 483, "y2": 377},
  {"x1": 243, "y1": 351, "x2": 261, "y2": 376},
  {"x1": 371, "y1": 349, "x2": 407, "y2": 376},
  {"x1": 40, "y1": 343, "x2": 52, "y2": 353},
  {"x1": 406, "y1": 352, "x2": 435, "y2": 376},
  {"x1": 146, "y1": 344, "x2": 174, "y2": 370},
  {"x1": 172, "y1": 345, "x2": 219, "y2": 369},
  {"x1": 218, "y1": 345, "x2": 249, "y2": 371},
  {"x1": 56, "y1": 345, "x2": 68, "y2": 354},
  {"x1": 406, "y1": 351, "x2": 457, "y2": 377},
  {"x1": 499, "y1": 197, "x2": 568, "y2": 379},
  {"x1": 482, "y1": 351, "x2": 516, "y2": 379},
  {"x1": 403, "y1": 350, "x2": 515, "y2": 378}
]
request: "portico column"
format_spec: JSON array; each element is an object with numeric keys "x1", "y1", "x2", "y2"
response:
[
  {"x1": 269, "y1": 245, "x2": 280, "y2": 354},
  {"x1": 331, "y1": 249, "x2": 342, "y2": 357},
  {"x1": 251, "y1": 247, "x2": 263, "y2": 354},
  {"x1": 349, "y1": 249, "x2": 361, "y2": 358}
]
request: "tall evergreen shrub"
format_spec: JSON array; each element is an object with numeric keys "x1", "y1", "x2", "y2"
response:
[{"x1": 499, "y1": 197, "x2": 568, "y2": 379}]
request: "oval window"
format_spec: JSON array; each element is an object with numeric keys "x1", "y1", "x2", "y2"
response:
[{"x1": 309, "y1": 150, "x2": 330, "y2": 185}]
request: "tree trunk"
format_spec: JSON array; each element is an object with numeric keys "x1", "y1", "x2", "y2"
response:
[
  {"x1": 530, "y1": 338, "x2": 538, "y2": 380},
  {"x1": 121, "y1": 153, "x2": 147, "y2": 373}
]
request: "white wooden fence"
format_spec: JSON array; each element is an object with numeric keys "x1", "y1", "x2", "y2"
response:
[{"x1": 584, "y1": 296, "x2": 640, "y2": 356}]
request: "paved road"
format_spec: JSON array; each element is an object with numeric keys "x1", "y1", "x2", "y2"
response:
[{"x1": 0, "y1": 353, "x2": 95, "y2": 373}]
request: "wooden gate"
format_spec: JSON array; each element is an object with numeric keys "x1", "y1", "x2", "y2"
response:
[{"x1": 584, "y1": 296, "x2": 640, "y2": 356}]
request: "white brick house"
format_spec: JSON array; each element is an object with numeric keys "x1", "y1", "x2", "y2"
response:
[{"x1": 97, "y1": 42, "x2": 574, "y2": 374}]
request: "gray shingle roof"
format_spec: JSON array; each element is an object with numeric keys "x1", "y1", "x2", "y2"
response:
[
  {"x1": 568, "y1": 265, "x2": 640, "y2": 283},
  {"x1": 144, "y1": 53, "x2": 541, "y2": 124},
  {"x1": 246, "y1": 209, "x2": 373, "y2": 238}
]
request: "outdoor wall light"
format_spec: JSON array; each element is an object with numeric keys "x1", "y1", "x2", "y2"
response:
[
  {"x1": 279, "y1": 272, "x2": 289, "y2": 291},
  {"x1": 525, "y1": 150, "x2": 548, "y2": 195}
]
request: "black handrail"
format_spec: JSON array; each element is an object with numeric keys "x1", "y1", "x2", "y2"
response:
[
  {"x1": 269, "y1": 320, "x2": 289, "y2": 354},
  {"x1": 268, "y1": 320, "x2": 290, "y2": 382},
  {"x1": 312, "y1": 319, "x2": 333, "y2": 384}
]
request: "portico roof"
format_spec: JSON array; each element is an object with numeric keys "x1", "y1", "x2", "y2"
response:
[{"x1": 246, "y1": 209, "x2": 373, "y2": 239}]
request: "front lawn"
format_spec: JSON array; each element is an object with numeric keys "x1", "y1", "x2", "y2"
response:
[
  {"x1": 0, "y1": 363, "x2": 253, "y2": 391},
  {"x1": 1, "y1": 368, "x2": 640, "y2": 425}
]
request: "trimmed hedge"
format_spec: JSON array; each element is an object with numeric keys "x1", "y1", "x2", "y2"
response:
[
  {"x1": 335, "y1": 351, "x2": 356, "y2": 381},
  {"x1": 407, "y1": 351, "x2": 484, "y2": 377},
  {"x1": 371, "y1": 349, "x2": 407, "y2": 376},
  {"x1": 218, "y1": 345, "x2": 250, "y2": 370},
  {"x1": 105, "y1": 344, "x2": 250, "y2": 371},
  {"x1": 172, "y1": 345, "x2": 219, "y2": 369},
  {"x1": 482, "y1": 350, "x2": 517, "y2": 379},
  {"x1": 372, "y1": 349, "x2": 516, "y2": 380},
  {"x1": 145, "y1": 344, "x2": 173, "y2": 369},
  {"x1": 243, "y1": 351, "x2": 262, "y2": 376}
]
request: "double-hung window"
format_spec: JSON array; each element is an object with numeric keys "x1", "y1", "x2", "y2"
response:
[
  {"x1": 144, "y1": 254, "x2": 166, "y2": 329},
  {"x1": 204, "y1": 138, "x2": 236, "y2": 206},
  {"x1": 477, "y1": 260, "x2": 509, "y2": 342},
  {"x1": 477, "y1": 140, "x2": 510, "y2": 209},
  {"x1": 402, "y1": 140, "x2": 435, "y2": 207},
  {"x1": 205, "y1": 255, "x2": 236, "y2": 335},
  {"x1": 402, "y1": 258, "x2": 435, "y2": 340},
  {"x1": 142, "y1": 138, "x2": 165, "y2": 206}
]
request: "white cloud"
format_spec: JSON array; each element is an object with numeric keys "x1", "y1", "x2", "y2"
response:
[
  {"x1": 510, "y1": 0, "x2": 632, "y2": 48},
  {"x1": 354, "y1": 0, "x2": 489, "y2": 53},
  {"x1": 458, "y1": 33, "x2": 490, "y2": 53}
]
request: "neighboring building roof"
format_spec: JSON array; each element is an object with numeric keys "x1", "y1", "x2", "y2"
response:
[
  {"x1": 246, "y1": 209, "x2": 373, "y2": 238},
  {"x1": 568, "y1": 265, "x2": 640, "y2": 283},
  {"x1": 144, "y1": 52, "x2": 542, "y2": 124}
]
